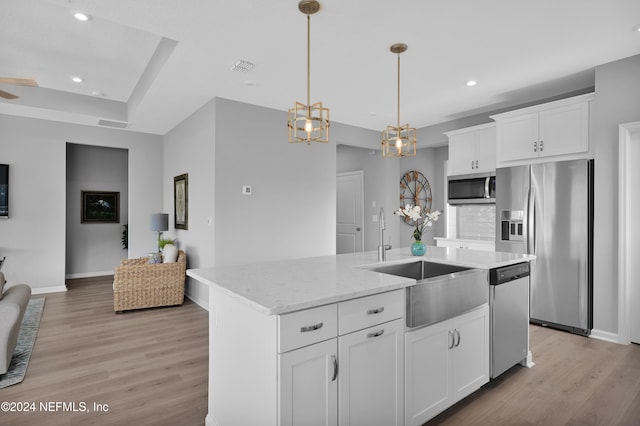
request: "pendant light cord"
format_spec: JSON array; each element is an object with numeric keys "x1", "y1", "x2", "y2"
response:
[
  {"x1": 307, "y1": 13, "x2": 311, "y2": 111},
  {"x1": 397, "y1": 53, "x2": 401, "y2": 130}
]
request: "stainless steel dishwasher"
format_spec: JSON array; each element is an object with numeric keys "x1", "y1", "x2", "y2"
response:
[{"x1": 489, "y1": 262, "x2": 530, "y2": 378}]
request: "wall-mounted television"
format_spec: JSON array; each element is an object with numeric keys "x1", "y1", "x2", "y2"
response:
[{"x1": 0, "y1": 164, "x2": 8, "y2": 218}]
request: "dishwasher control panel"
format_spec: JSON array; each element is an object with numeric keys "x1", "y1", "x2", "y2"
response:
[{"x1": 490, "y1": 262, "x2": 530, "y2": 285}]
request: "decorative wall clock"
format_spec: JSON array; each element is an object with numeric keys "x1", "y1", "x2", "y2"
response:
[{"x1": 399, "y1": 170, "x2": 432, "y2": 224}]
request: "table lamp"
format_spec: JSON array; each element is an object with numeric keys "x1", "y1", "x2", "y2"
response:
[{"x1": 150, "y1": 213, "x2": 169, "y2": 253}]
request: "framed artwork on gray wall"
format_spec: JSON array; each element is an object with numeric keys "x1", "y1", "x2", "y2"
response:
[
  {"x1": 174, "y1": 173, "x2": 188, "y2": 230},
  {"x1": 81, "y1": 191, "x2": 119, "y2": 223}
]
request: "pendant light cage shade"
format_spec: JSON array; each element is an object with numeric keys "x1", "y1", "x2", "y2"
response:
[
  {"x1": 288, "y1": 101, "x2": 330, "y2": 144},
  {"x1": 288, "y1": 0, "x2": 329, "y2": 145},
  {"x1": 382, "y1": 124, "x2": 417, "y2": 157},
  {"x1": 382, "y1": 42, "x2": 416, "y2": 157}
]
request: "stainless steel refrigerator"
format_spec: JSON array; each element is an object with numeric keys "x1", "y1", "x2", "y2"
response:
[{"x1": 495, "y1": 159, "x2": 593, "y2": 336}]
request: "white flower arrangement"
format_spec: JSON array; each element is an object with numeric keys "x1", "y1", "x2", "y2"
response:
[{"x1": 393, "y1": 205, "x2": 441, "y2": 242}]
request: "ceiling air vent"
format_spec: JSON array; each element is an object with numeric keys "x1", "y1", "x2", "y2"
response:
[
  {"x1": 228, "y1": 59, "x2": 255, "y2": 73},
  {"x1": 98, "y1": 119, "x2": 128, "y2": 129}
]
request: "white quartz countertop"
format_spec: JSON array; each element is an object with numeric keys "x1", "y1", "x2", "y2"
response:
[
  {"x1": 434, "y1": 237, "x2": 495, "y2": 244},
  {"x1": 187, "y1": 246, "x2": 535, "y2": 316}
]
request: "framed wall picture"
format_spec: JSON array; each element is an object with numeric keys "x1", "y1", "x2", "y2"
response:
[
  {"x1": 0, "y1": 164, "x2": 8, "y2": 219},
  {"x1": 174, "y1": 173, "x2": 188, "y2": 230},
  {"x1": 81, "y1": 191, "x2": 120, "y2": 223}
]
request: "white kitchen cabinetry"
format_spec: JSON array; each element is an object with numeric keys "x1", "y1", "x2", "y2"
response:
[
  {"x1": 278, "y1": 289, "x2": 404, "y2": 426},
  {"x1": 338, "y1": 319, "x2": 404, "y2": 426},
  {"x1": 445, "y1": 123, "x2": 496, "y2": 176},
  {"x1": 491, "y1": 93, "x2": 593, "y2": 164},
  {"x1": 404, "y1": 304, "x2": 489, "y2": 426},
  {"x1": 279, "y1": 339, "x2": 338, "y2": 426}
]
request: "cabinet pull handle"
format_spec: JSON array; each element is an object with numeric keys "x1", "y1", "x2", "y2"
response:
[
  {"x1": 300, "y1": 322, "x2": 323, "y2": 333},
  {"x1": 540, "y1": 140, "x2": 544, "y2": 152},
  {"x1": 454, "y1": 329, "x2": 461, "y2": 347},
  {"x1": 331, "y1": 355, "x2": 338, "y2": 381},
  {"x1": 533, "y1": 141, "x2": 537, "y2": 152},
  {"x1": 448, "y1": 330, "x2": 454, "y2": 349},
  {"x1": 366, "y1": 307, "x2": 385, "y2": 315},
  {"x1": 471, "y1": 160, "x2": 474, "y2": 169},
  {"x1": 475, "y1": 160, "x2": 479, "y2": 169},
  {"x1": 367, "y1": 329, "x2": 385, "y2": 338}
]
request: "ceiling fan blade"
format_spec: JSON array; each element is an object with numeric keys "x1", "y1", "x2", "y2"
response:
[
  {"x1": 0, "y1": 89, "x2": 19, "y2": 100},
  {"x1": 0, "y1": 77, "x2": 38, "y2": 87}
]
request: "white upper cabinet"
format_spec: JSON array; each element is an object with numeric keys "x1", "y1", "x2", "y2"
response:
[
  {"x1": 445, "y1": 123, "x2": 496, "y2": 176},
  {"x1": 491, "y1": 93, "x2": 593, "y2": 165}
]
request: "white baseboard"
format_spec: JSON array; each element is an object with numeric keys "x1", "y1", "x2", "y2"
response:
[
  {"x1": 205, "y1": 414, "x2": 214, "y2": 426},
  {"x1": 590, "y1": 328, "x2": 623, "y2": 344},
  {"x1": 32, "y1": 285, "x2": 68, "y2": 295},
  {"x1": 65, "y1": 271, "x2": 114, "y2": 279},
  {"x1": 185, "y1": 291, "x2": 209, "y2": 312}
]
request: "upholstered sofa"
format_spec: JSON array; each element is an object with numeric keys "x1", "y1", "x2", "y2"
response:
[
  {"x1": 113, "y1": 250, "x2": 186, "y2": 313},
  {"x1": 0, "y1": 273, "x2": 32, "y2": 375}
]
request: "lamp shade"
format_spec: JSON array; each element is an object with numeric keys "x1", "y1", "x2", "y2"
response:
[{"x1": 150, "y1": 213, "x2": 169, "y2": 232}]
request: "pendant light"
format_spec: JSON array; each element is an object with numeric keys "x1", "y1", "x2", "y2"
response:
[
  {"x1": 288, "y1": 0, "x2": 330, "y2": 145},
  {"x1": 382, "y1": 43, "x2": 416, "y2": 157}
]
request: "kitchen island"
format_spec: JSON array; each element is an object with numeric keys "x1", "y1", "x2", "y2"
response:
[{"x1": 188, "y1": 247, "x2": 535, "y2": 426}]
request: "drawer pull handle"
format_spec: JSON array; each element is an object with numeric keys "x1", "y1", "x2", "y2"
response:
[
  {"x1": 366, "y1": 307, "x2": 385, "y2": 315},
  {"x1": 331, "y1": 355, "x2": 338, "y2": 381},
  {"x1": 300, "y1": 322, "x2": 323, "y2": 333},
  {"x1": 367, "y1": 329, "x2": 385, "y2": 338}
]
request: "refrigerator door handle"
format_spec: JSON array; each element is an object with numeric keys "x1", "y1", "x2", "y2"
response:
[
  {"x1": 523, "y1": 187, "x2": 531, "y2": 254},
  {"x1": 528, "y1": 186, "x2": 536, "y2": 255}
]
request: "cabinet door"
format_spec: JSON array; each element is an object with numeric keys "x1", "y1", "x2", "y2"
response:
[
  {"x1": 451, "y1": 304, "x2": 489, "y2": 402},
  {"x1": 538, "y1": 101, "x2": 589, "y2": 158},
  {"x1": 339, "y1": 319, "x2": 404, "y2": 426},
  {"x1": 404, "y1": 319, "x2": 452, "y2": 426},
  {"x1": 497, "y1": 113, "x2": 538, "y2": 162},
  {"x1": 448, "y1": 131, "x2": 476, "y2": 175},
  {"x1": 475, "y1": 125, "x2": 497, "y2": 173},
  {"x1": 278, "y1": 339, "x2": 338, "y2": 426}
]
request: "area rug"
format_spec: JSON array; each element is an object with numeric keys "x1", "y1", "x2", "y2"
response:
[{"x1": 0, "y1": 297, "x2": 45, "y2": 389}]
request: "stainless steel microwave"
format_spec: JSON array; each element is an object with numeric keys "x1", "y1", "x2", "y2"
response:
[{"x1": 447, "y1": 172, "x2": 496, "y2": 204}]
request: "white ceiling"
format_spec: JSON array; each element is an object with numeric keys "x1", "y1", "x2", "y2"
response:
[{"x1": 1, "y1": 0, "x2": 639, "y2": 147}]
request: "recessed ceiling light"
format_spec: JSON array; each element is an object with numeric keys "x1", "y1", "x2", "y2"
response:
[
  {"x1": 74, "y1": 12, "x2": 91, "y2": 21},
  {"x1": 71, "y1": 76, "x2": 83, "y2": 83},
  {"x1": 633, "y1": 24, "x2": 640, "y2": 32},
  {"x1": 466, "y1": 80, "x2": 477, "y2": 87}
]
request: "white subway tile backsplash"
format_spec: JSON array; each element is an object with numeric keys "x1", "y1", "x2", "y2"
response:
[{"x1": 455, "y1": 205, "x2": 495, "y2": 240}]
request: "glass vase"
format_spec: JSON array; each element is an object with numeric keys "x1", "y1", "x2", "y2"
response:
[{"x1": 411, "y1": 241, "x2": 427, "y2": 256}]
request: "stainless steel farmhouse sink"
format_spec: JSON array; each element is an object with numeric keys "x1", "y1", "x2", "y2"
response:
[{"x1": 370, "y1": 260, "x2": 488, "y2": 328}]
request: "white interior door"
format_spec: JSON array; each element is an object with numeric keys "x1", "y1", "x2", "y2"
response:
[
  {"x1": 620, "y1": 121, "x2": 640, "y2": 345},
  {"x1": 628, "y1": 129, "x2": 640, "y2": 344},
  {"x1": 337, "y1": 171, "x2": 363, "y2": 254}
]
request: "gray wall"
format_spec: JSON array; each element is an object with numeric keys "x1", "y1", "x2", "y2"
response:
[
  {"x1": 591, "y1": 54, "x2": 640, "y2": 334},
  {"x1": 0, "y1": 114, "x2": 162, "y2": 293},
  {"x1": 213, "y1": 98, "x2": 336, "y2": 267},
  {"x1": 66, "y1": 144, "x2": 128, "y2": 277},
  {"x1": 163, "y1": 98, "x2": 216, "y2": 308},
  {"x1": 337, "y1": 145, "x2": 400, "y2": 252},
  {"x1": 336, "y1": 145, "x2": 448, "y2": 251}
]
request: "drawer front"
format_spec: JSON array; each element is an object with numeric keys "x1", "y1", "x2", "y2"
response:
[
  {"x1": 278, "y1": 304, "x2": 338, "y2": 353},
  {"x1": 338, "y1": 289, "x2": 404, "y2": 335}
]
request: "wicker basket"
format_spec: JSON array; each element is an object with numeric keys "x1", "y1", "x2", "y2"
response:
[{"x1": 113, "y1": 250, "x2": 186, "y2": 312}]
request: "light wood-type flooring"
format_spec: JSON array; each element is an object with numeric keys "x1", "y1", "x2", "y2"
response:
[
  {"x1": 0, "y1": 276, "x2": 208, "y2": 426},
  {"x1": 2, "y1": 277, "x2": 640, "y2": 425},
  {"x1": 428, "y1": 325, "x2": 640, "y2": 426}
]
